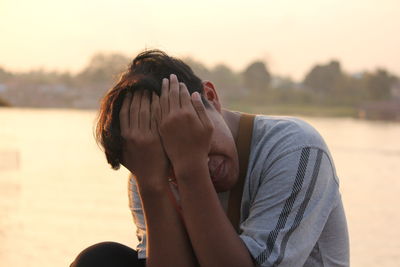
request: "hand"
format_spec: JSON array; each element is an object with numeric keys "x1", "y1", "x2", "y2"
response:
[
  {"x1": 119, "y1": 90, "x2": 169, "y2": 190},
  {"x1": 158, "y1": 74, "x2": 214, "y2": 175}
]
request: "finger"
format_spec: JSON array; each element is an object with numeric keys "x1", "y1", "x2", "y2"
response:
[
  {"x1": 169, "y1": 74, "x2": 180, "y2": 110},
  {"x1": 119, "y1": 91, "x2": 132, "y2": 133},
  {"x1": 179, "y1": 82, "x2": 191, "y2": 107},
  {"x1": 160, "y1": 78, "x2": 169, "y2": 116},
  {"x1": 130, "y1": 90, "x2": 142, "y2": 129},
  {"x1": 139, "y1": 90, "x2": 151, "y2": 130},
  {"x1": 151, "y1": 92, "x2": 161, "y2": 132},
  {"x1": 191, "y1": 92, "x2": 213, "y2": 129}
]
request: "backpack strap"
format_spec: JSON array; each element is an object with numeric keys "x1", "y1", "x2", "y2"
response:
[{"x1": 227, "y1": 113, "x2": 256, "y2": 234}]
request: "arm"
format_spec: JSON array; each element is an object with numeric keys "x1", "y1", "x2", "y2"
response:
[
  {"x1": 139, "y1": 181, "x2": 197, "y2": 267},
  {"x1": 177, "y1": 162, "x2": 254, "y2": 267},
  {"x1": 238, "y1": 147, "x2": 344, "y2": 266},
  {"x1": 157, "y1": 75, "x2": 254, "y2": 267},
  {"x1": 120, "y1": 90, "x2": 198, "y2": 267}
]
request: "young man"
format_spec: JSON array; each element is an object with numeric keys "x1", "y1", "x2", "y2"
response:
[{"x1": 71, "y1": 50, "x2": 349, "y2": 267}]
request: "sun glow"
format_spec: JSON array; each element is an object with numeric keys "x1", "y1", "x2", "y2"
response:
[{"x1": 1, "y1": 0, "x2": 399, "y2": 79}]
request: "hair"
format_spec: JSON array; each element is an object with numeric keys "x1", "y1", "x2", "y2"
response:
[{"x1": 95, "y1": 49, "x2": 208, "y2": 170}]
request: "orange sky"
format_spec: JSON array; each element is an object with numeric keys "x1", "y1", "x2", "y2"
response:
[{"x1": 1, "y1": 0, "x2": 399, "y2": 80}]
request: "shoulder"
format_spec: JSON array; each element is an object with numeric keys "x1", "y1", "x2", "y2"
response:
[
  {"x1": 252, "y1": 115, "x2": 329, "y2": 154},
  {"x1": 248, "y1": 115, "x2": 337, "y2": 180},
  {"x1": 247, "y1": 115, "x2": 339, "y2": 186}
]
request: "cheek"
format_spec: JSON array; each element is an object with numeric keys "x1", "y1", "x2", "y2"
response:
[
  {"x1": 206, "y1": 111, "x2": 237, "y2": 157},
  {"x1": 210, "y1": 131, "x2": 231, "y2": 153}
]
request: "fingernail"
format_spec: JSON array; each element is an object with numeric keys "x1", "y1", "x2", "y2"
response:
[
  {"x1": 170, "y1": 74, "x2": 176, "y2": 79},
  {"x1": 192, "y1": 92, "x2": 201, "y2": 100}
]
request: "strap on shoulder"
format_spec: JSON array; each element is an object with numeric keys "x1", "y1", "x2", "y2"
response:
[{"x1": 227, "y1": 113, "x2": 255, "y2": 234}]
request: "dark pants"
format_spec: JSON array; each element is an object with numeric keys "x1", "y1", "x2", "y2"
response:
[{"x1": 70, "y1": 242, "x2": 146, "y2": 267}]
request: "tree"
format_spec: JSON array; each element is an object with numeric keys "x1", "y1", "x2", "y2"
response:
[
  {"x1": 303, "y1": 60, "x2": 343, "y2": 95},
  {"x1": 0, "y1": 67, "x2": 13, "y2": 82},
  {"x1": 211, "y1": 64, "x2": 241, "y2": 93},
  {"x1": 77, "y1": 53, "x2": 130, "y2": 85},
  {"x1": 0, "y1": 96, "x2": 10, "y2": 106},
  {"x1": 364, "y1": 69, "x2": 397, "y2": 100},
  {"x1": 243, "y1": 61, "x2": 271, "y2": 91},
  {"x1": 183, "y1": 57, "x2": 212, "y2": 81}
]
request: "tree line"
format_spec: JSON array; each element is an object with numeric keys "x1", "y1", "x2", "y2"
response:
[{"x1": 0, "y1": 52, "x2": 399, "y2": 113}]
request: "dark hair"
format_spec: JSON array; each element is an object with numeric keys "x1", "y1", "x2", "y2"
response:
[{"x1": 95, "y1": 49, "x2": 207, "y2": 170}]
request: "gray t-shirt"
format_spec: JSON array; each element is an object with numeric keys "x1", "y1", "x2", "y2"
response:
[{"x1": 128, "y1": 115, "x2": 349, "y2": 266}]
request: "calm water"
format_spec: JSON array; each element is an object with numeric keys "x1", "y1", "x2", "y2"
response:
[{"x1": 1, "y1": 108, "x2": 399, "y2": 266}]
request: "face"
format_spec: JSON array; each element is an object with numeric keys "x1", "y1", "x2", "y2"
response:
[{"x1": 206, "y1": 108, "x2": 239, "y2": 192}]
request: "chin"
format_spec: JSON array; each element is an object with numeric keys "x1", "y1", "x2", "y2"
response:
[{"x1": 214, "y1": 171, "x2": 239, "y2": 193}]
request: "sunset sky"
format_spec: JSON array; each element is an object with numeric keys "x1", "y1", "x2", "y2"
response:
[{"x1": 1, "y1": 0, "x2": 399, "y2": 80}]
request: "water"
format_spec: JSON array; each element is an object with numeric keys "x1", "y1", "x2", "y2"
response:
[{"x1": 1, "y1": 108, "x2": 399, "y2": 266}]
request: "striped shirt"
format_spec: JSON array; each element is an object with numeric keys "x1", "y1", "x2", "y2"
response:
[{"x1": 129, "y1": 115, "x2": 349, "y2": 266}]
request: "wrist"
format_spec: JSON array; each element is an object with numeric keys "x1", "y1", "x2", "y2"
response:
[
  {"x1": 173, "y1": 158, "x2": 209, "y2": 182},
  {"x1": 136, "y1": 176, "x2": 170, "y2": 196}
]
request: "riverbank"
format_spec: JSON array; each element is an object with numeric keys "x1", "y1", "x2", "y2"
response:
[{"x1": 226, "y1": 102, "x2": 358, "y2": 117}]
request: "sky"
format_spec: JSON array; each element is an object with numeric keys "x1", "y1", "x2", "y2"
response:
[{"x1": 1, "y1": 0, "x2": 399, "y2": 80}]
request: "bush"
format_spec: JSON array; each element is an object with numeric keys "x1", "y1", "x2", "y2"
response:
[{"x1": 0, "y1": 96, "x2": 10, "y2": 107}]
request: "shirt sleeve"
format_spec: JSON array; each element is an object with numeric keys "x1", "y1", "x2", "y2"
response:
[
  {"x1": 239, "y1": 147, "x2": 340, "y2": 266},
  {"x1": 128, "y1": 175, "x2": 147, "y2": 259}
]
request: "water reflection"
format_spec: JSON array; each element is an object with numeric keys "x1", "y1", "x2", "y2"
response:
[{"x1": 0, "y1": 109, "x2": 399, "y2": 267}]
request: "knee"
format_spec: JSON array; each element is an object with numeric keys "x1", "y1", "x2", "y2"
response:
[{"x1": 70, "y1": 241, "x2": 140, "y2": 267}]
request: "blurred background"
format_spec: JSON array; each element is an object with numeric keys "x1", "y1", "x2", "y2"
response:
[{"x1": 1, "y1": 0, "x2": 399, "y2": 266}]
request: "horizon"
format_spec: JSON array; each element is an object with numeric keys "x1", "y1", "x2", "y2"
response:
[
  {"x1": 1, "y1": 0, "x2": 399, "y2": 80},
  {"x1": 1, "y1": 50, "x2": 398, "y2": 83}
]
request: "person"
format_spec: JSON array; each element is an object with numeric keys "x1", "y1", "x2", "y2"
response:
[{"x1": 71, "y1": 50, "x2": 349, "y2": 267}]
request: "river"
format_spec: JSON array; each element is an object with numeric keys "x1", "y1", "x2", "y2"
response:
[{"x1": 1, "y1": 108, "x2": 399, "y2": 266}]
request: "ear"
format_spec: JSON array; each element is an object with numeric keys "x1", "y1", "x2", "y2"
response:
[{"x1": 202, "y1": 81, "x2": 221, "y2": 112}]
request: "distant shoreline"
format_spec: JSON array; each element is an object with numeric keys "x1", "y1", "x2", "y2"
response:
[
  {"x1": 227, "y1": 103, "x2": 357, "y2": 118},
  {"x1": 2, "y1": 105, "x2": 400, "y2": 122}
]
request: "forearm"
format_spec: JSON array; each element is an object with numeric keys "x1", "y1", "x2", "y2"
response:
[
  {"x1": 138, "y1": 182, "x2": 198, "y2": 267},
  {"x1": 175, "y1": 163, "x2": 254, "y2": 267}
]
